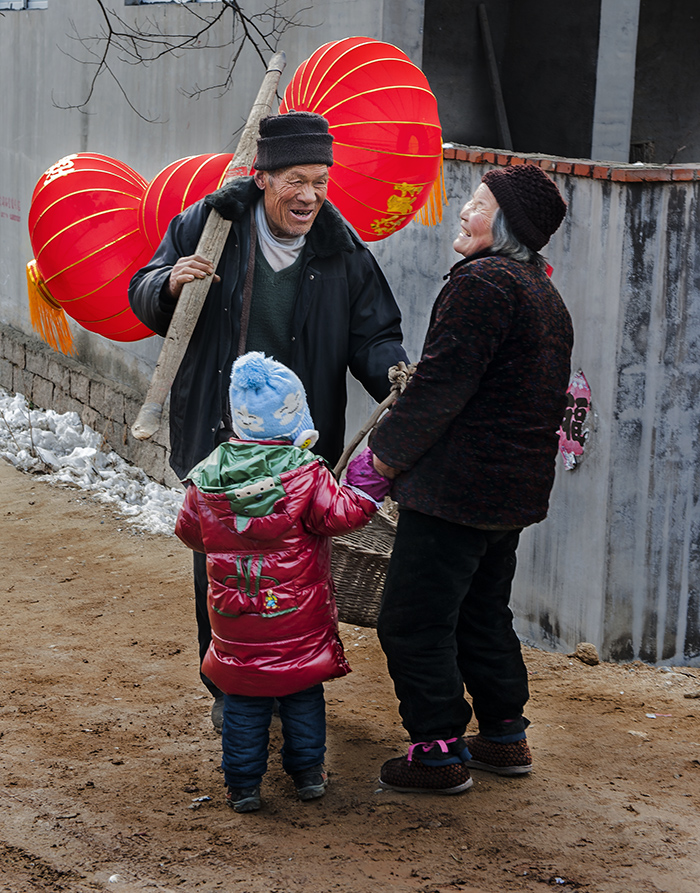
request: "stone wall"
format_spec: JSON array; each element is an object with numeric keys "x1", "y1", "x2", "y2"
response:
[{"x1": 0, "y1": 322, "x2": 178, "y2": 488}]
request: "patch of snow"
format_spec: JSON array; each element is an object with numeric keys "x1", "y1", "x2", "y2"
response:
[{"x1": 0, "y1": 388, "x2": 183, "y2": 536}]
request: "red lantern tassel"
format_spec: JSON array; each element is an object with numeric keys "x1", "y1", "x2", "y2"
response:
[
  {"x1": 26, "y1": 259, "x2": 76, "y2": 356},
  {"x1": 419, "y1": 155, "x2": 448, "y2": 227}
]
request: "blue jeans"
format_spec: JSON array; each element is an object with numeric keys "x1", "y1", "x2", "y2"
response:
[
  {"x1": 378, "y1": 509, "x2": 529, "y2": 742},
  {"x1": 221, "y1": 684, "x2": 326, "y2": 789}
]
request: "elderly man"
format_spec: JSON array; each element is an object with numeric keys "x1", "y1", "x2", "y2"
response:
[{"x1": 129, "y1": 111, "x2": 408, "y2": 728}]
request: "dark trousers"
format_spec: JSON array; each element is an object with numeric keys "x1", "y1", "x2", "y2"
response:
[
  {"x1": 193, "y1": 551, "x2": 223, "y2": 699},
  {"x1": 221, "y1": 684, "x2": 326, "y2": 788},
  {"x1": 377, "y1": 509, "x2": 529, "y2": 743}
]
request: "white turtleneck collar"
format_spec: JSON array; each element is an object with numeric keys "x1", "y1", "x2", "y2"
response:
[{"x1": 255, "y1": 198, "x2": 306, "y2": 272}]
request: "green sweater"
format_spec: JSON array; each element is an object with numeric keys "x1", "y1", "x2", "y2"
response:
[{"x1": 245, "y1": 244, "x2": 304, "y2": 366}]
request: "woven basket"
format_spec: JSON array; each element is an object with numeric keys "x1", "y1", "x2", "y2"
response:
[
  {"x1": 331, "y1": 506, "x2": 396, "y2": 628},
  {"x1": 329, "y1": 369, "x2": 413, "y2": 628}
]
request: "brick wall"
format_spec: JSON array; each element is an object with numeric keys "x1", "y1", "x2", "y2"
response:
[
  {"x1": 442, "y1": 145, "x2": 700, "y2": 182},
  {"x1": 0, "y1": 323, "x2": 178, "y2": 488}
]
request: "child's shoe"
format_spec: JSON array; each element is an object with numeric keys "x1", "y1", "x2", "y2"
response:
[
  {"x1": 226, "y1": 784, "x2": 261, "y2": 812},
  {"x1": 379, "y1": 738, "x2": 473, "y2": 794},
  {"x1": 291, "y1": 765, "x2": 328, "y2": 801},
  {"x1": 464, "y1": 733, "x2": 532, "y2": 775}
]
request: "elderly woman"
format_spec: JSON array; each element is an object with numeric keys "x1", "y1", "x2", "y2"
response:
[{"x1": 371, "y1": 163, "x2": 573, "y2": 794}]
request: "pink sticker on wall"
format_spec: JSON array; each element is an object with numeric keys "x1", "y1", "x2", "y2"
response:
[{"x1": 559, "y1": 370, "x2": 591, "y2": 470}]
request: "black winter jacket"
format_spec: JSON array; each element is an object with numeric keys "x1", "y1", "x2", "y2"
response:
[
  {"x1": 128, "y1": 178, "x2": 407, "y2": 478},
  {"x1": 371, "y1": 254, "x2": 573, "y2": 528}
]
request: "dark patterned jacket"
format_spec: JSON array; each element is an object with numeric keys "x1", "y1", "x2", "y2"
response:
[{"x1": 371, "y1": 253, "x2": 573, "y2": 528}]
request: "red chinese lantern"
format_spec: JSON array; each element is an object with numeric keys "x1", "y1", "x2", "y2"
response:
[
  {"x1": 280, "y1": 37, "x2": 443, "y2": 241},
  {"x1": 28, "y1": 153, "x2": 154, "y2": 343},
  {"x1": 139, "y1": 153, "x2": 234, "y2": 252}
]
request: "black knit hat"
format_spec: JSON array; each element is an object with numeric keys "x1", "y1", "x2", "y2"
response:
[
  {"x1": 255, "y1": 111, "x2": 334, "y2": 171},
  {"x1": 482, "y1": 164, "x2": 566, "y2": 251}
]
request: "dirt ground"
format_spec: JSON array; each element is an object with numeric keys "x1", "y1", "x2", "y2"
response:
[{"x1": 1, "y1": 457, "x2": 699, "y2": 893}]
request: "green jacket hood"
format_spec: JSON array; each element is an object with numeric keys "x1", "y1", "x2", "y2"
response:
[{"x1": 185, "y1": 440, "x2": 321, "y2": 519}]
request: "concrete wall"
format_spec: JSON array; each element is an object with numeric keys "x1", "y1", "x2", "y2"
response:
[
  {"x1": 505, "y1": 159, "x2": 700, "y2": 667},
  {"x1": 383, "y1": 149, "x2": 700, "y2": 668},
  {"x1": 591, "y1": 0, "x2": 640, "y2": 162},
  {"x1": 423, "y1": 0, "x2": 699, "y2": 165}
]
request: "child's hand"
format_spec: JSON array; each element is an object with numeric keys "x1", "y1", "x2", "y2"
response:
[{"x1": 345, "y1": 448, "x2": 393, "y2": 501}]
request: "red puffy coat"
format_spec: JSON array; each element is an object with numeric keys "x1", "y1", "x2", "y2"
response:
[{"x1": 174, "y1": 440, "x2": 377, "y2": 697}]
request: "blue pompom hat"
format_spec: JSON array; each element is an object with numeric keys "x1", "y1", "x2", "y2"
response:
[{"x1": 228, "y1": 352, "x2": 318, "y2": 449}]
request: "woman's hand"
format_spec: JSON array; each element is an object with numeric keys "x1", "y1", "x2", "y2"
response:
[{"x1": 372, "y1": 454, "x2": 399, "y2": 480}]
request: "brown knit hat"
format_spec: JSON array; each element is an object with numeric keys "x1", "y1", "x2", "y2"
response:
[
  {"x1": 482, "y1": 164, "x2": 566, "y2": 251},
  {"x1": 255, "y1": 110, "x2": 334, "y2": 171}
]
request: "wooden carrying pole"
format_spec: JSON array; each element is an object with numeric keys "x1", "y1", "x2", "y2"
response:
[
  {"x1": 332, "y1": 391, "x2": 397, "y2": 479},
  {"x1": 332, "y1": 361, "x2": 417, "y2": 478},
  {"x1": 131, "y1": 51, "x2": 286, "y2": 441}
]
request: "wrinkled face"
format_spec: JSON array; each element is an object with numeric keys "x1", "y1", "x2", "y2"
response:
[
  {"x1": 453, "y1": 182, "x2": 499, "y2": 258},
  {"x1": 254, "y1": 164, "x2": 329, "y2": 238}
]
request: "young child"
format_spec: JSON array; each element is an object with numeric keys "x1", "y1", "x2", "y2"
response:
[{"x1": 175, "y1": 351, "x2": 391, "y2": 812}]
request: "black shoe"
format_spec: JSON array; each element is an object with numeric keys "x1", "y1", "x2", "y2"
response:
[
  {"x1": 291, "y1": 765, "x2": 328, "y2": 801},
  {"x1": 379, "y1": 738, "x2": 473, "y2": 794},
  {"x1": 464, "y1": 733, "x2": 533, "y2": 775},
  {"x1": 226, "y1": 784, "x2": 261, "y2": 813}
]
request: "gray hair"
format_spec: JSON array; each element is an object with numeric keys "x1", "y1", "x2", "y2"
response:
[{"x1": 490, "y1": 209, "x2": 545, "y2": 268}]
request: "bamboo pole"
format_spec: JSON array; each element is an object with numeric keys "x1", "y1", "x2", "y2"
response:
[{"x1": 131, "y1": 51, "x2": 286, "y2": 441}]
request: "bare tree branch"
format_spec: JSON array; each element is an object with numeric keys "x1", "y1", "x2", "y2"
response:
[{"x1": 53, "y1": 0, "x2": 313, "y2": 122}]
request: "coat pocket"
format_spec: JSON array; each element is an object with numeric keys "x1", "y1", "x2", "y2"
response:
[{"x1": 210, "y1": 554, "x2": 299, "y2": 618}]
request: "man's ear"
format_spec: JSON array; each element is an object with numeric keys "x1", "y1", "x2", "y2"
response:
[{"x1": 253, "y1": 170, "x2": 267, "y2": 191}]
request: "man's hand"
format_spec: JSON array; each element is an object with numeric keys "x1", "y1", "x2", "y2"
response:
[
  {"x1": 168, "y1": 254, "x2": 221, "y2": 300},
  {"x1": 372, "y1": 453, "x2": 399, "y2": 480}
]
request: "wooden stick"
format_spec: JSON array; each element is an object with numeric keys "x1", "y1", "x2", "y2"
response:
[
  {"x1": 333, "y1": 361, "x2": 416, "y2": 478},
  {"x1": 333, "y1": 390, "x2": 397, "y2": 479},
  {"x1": 478, "y1": 4, "x2": 512, "y2": 151},
  {"x1": 131, "y1": 51, "x2": 286, "y2": 441}
]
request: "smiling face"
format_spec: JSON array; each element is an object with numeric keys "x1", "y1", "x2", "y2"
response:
[
  {"x1": 254, "y1": 165, "x2": 329, "y2": 238},
  {"x1": 453, "y1": 182, "x2": 500, "y2": 258}
]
